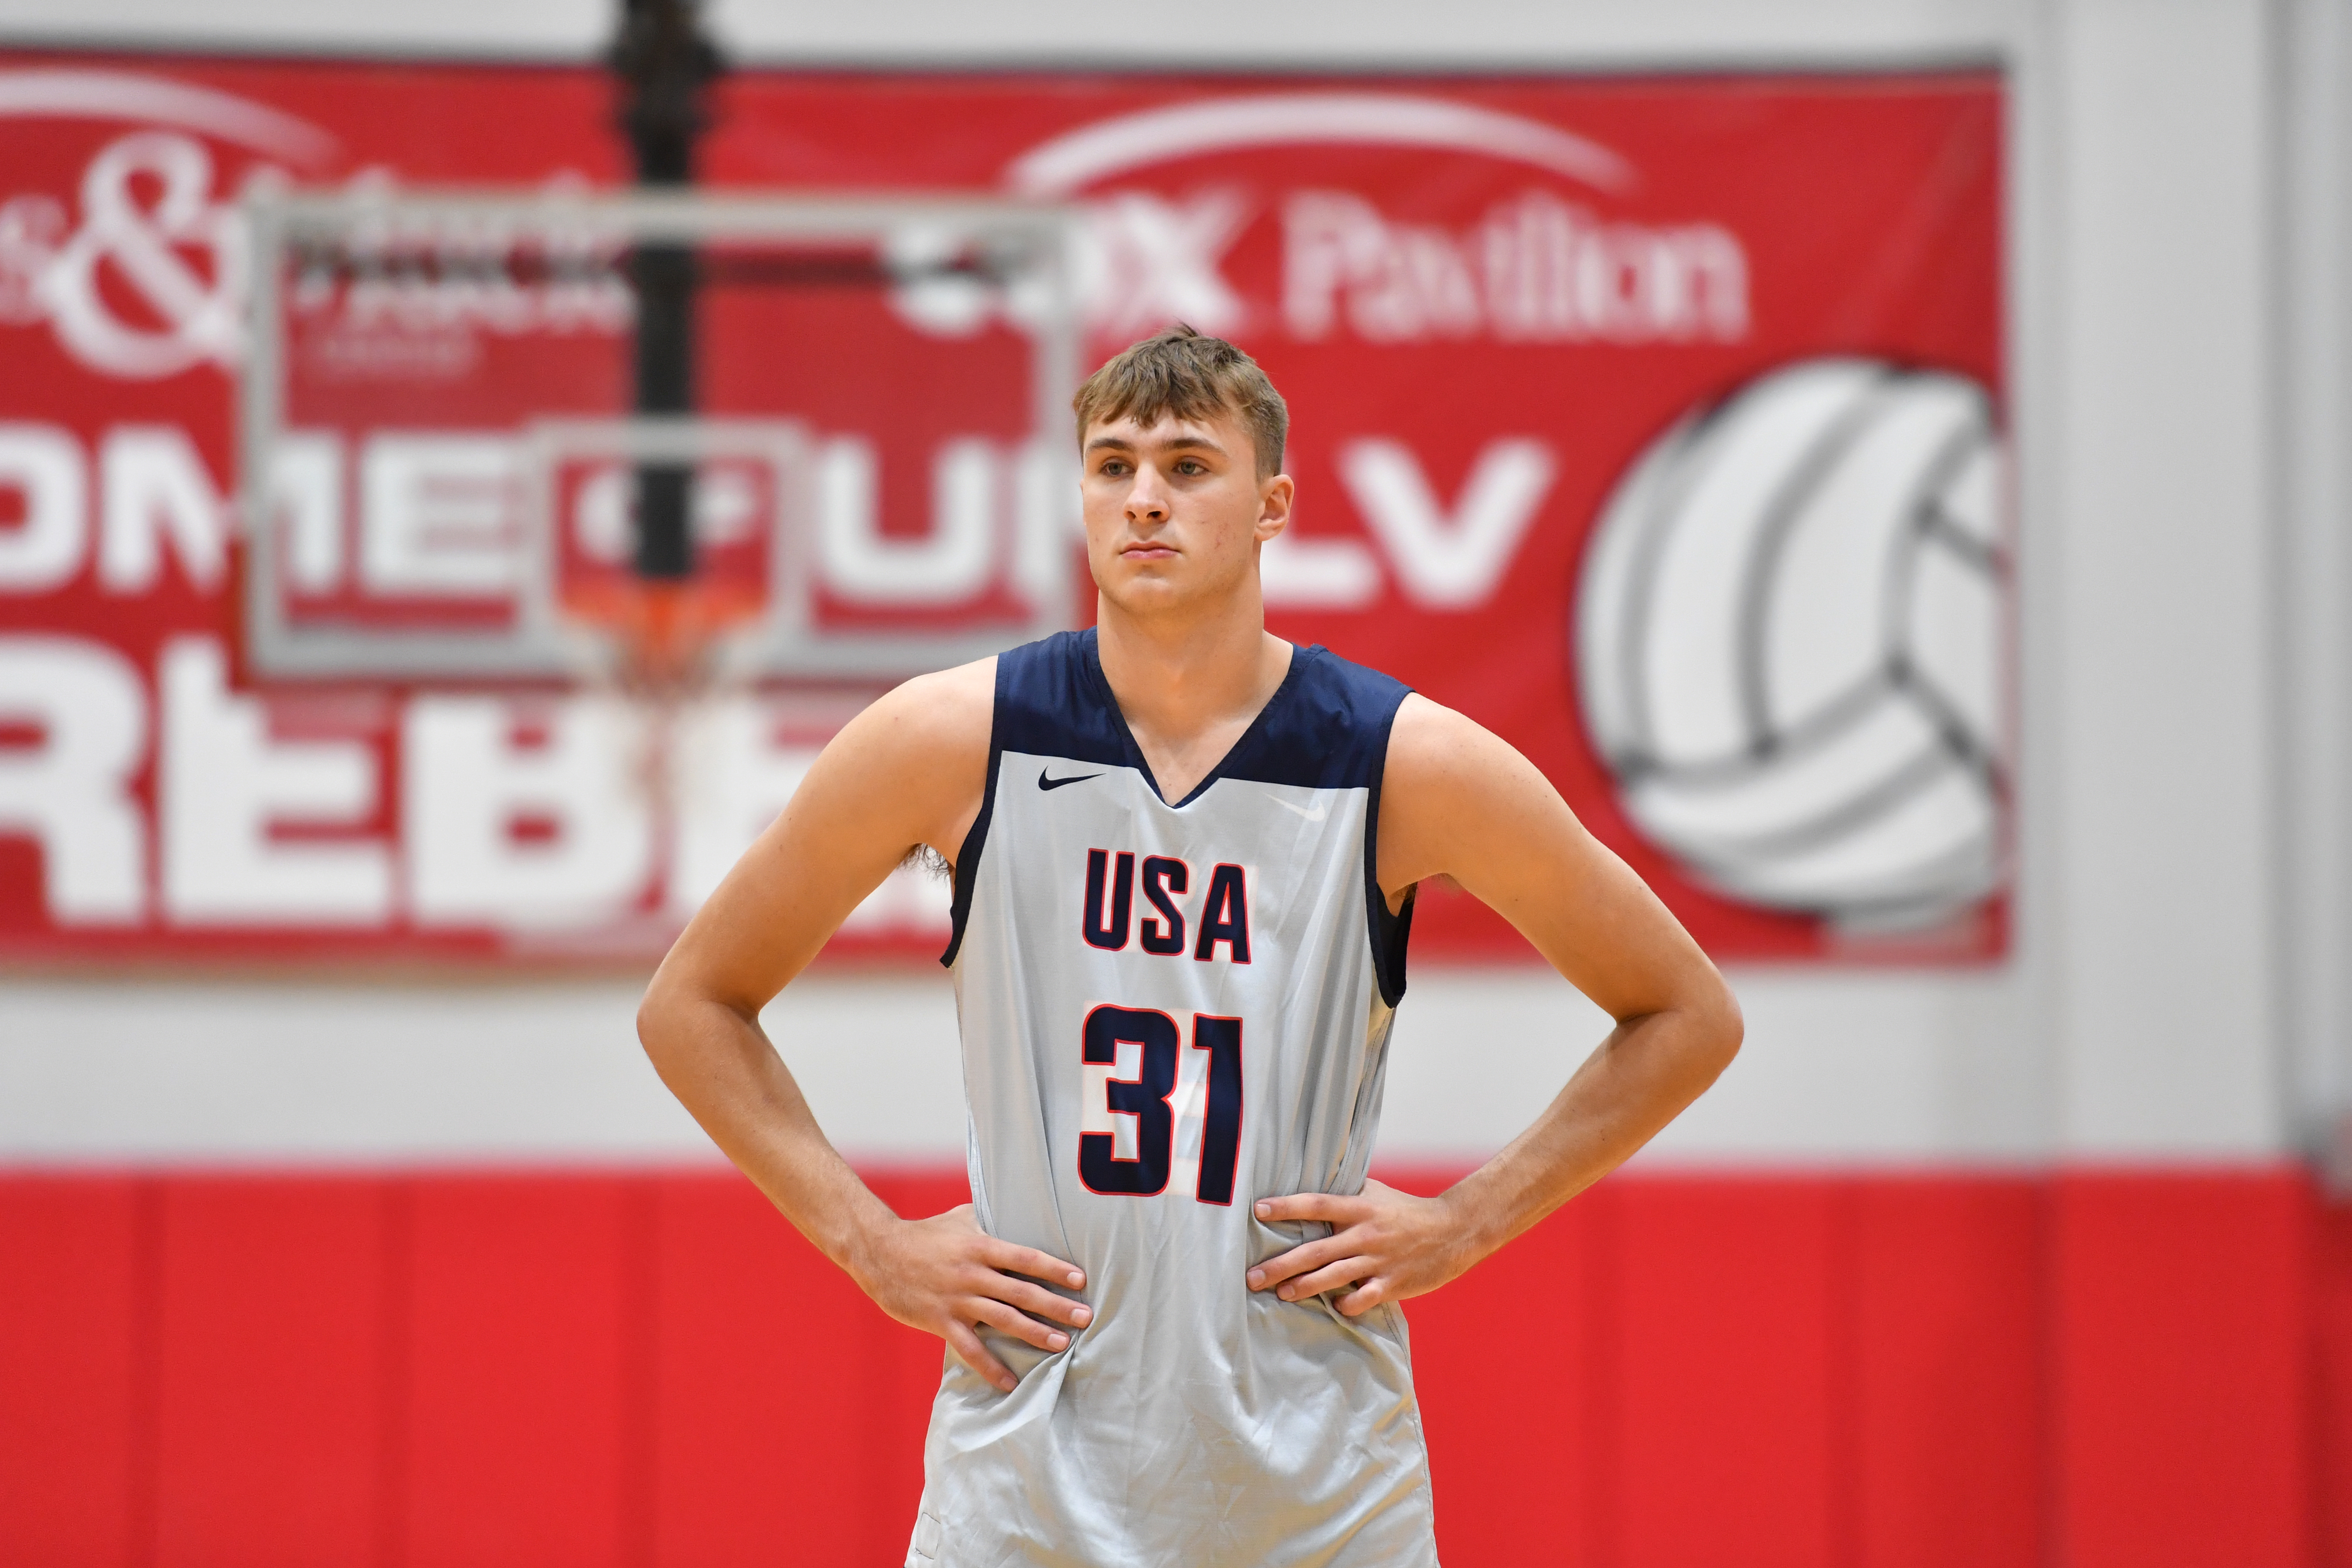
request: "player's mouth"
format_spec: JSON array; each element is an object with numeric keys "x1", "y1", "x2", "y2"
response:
[{"x1": 1120, "y1": 541, "x2": 1178, "y2": 560}]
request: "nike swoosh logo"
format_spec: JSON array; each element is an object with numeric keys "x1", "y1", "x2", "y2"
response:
[
  {"x1": 1038, "y1": 769, "x2": 1101, "y2": 791},
  {"x1": 1273, "y1": 797, "x2": 1328, "y2": 821}
]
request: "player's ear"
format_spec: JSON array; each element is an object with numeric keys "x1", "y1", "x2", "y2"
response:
[{"x1": 1253, "y1": 473, "x2": 1295, "y2": 542}]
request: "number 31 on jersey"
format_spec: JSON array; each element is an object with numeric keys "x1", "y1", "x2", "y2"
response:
[{"x1": 1078, "y1": 1005, "x2": 1243, "y2": 1204}]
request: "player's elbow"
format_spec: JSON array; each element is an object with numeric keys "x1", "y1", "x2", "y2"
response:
[
  {"x1": 1686, "y1": 974, "x2": 1744, "y2": 1084},
  {"x1": 636, "y1": 969, "x2": 697, "y2": 1078},
  {"x1": 637, "y1": 962, "x2": 763, "y2": 1086}
]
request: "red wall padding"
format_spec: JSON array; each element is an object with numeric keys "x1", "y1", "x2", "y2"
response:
[
  {"x1": 2052, "y1": 1173, "x2": 2315, "y2": 1568},
  {"x1": 1848, "y1": 1181, "x2": 2042, "y2": 1568},
  {"x1": 0, "y1": 1166, "x2": 2339, "y2": 1568},
  {"x1": 151, "y1": 1179, "x2": 391, "y2": 1566},
  {"x1": 2322, "y1": 1201, "x2": 2352, "y2": 1568},
  {"x1": 0, "y1": 1178, "x2": 145, "y2": 1567}
]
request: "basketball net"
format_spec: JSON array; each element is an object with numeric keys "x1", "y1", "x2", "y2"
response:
[{"x1": 562, "y1": 569, "x2": 765, "y2": 879}]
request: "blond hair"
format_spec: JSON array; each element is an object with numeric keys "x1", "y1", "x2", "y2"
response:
[{"x1": 1072, "y1": 324, "x2": 1288, "y2": 480}]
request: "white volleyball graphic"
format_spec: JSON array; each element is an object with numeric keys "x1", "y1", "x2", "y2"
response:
[{"x1": 1575, "y1": 357, "x2": 2007, "y2": 919}]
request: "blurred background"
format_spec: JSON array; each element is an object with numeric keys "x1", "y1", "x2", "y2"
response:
[{"x1": 0, "y1": 0, "x2": 2346, "y2": 1564}]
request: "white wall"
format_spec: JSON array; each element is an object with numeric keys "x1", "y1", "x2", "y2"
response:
[
  {"x1": 2284, "y1": 0, "x2": 2352, "y2": 1171},
  {"x1": 2046, "y1": 0, "x2": 2285, "y2": 1157},
  {"x1": 0, "y1": 965, "x2": 2049, "y2": 1167},
  {"x1": 1, "y1": 0, "x2": 2338, "y2": 1172}
]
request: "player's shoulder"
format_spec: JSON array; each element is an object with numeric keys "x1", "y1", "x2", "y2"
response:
[
  {"x1": 844, "y1": 652, "x2": 997, "y2": 766},
  {"x1": 1382, "y1": 689, "x2": 1518, "y2": 788},
  {"x1": 1376, "y1": 691, "x2": 1565, "y2": 890},
  {"x1": 895, "y1": 651, "x2": 998, "y2": 710}
]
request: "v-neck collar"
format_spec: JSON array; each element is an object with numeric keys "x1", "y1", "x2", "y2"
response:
[{"x1": 1079, "y1": 629, "x2": 1309, "y2": 809}]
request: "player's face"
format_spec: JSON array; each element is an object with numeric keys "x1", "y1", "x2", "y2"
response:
[{"x1": 1080, "y1": 411, "x2": 1294, "y2": 620}]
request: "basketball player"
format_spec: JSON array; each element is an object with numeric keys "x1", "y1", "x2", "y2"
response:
[{"x1": 639, "y1": 326, "x2": 1742, "y2": 1564}]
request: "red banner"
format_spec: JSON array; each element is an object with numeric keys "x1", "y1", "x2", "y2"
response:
[{"x1": 0, "y1": 54, "x2": 2005, "y2": 965}]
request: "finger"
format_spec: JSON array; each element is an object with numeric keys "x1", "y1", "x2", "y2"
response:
[
  {"x1": 1247, "y1": 1233, "x2": 1359, "y2": 1291},
  {"x1": 1253, "y1": 1192, "x2": 1361, "y2": 1225},
  {"x1": 986, "y1": 1274, "x2": 1095, "y2": 1329},
  {"x1": 971, "y1": 1297, "x2": 1072, "y2": 1354},
  {"x1": 982, "y1": 1238, "x2": 1087, "y2": 1290},
  {"x1": 1334, "y1": 1279, "x2": 1389, "y2": 1317},
  {"x1": 943, "y1": 1323, "x2": 1017, "y2": 1394},
  {"x1": 1272, "y1": 1255, "x2": 1378, "y2": 1302}
]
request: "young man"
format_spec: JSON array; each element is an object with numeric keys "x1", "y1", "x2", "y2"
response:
[{"x1": 638, "y1": 325, "x2": 1741, "y2": 1565}]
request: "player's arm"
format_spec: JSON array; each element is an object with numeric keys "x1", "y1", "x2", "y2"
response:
[
  {"x1": 1247, "y1": 693, "x2": 1742, "y2": 1315},
  {"x1": 637, "y1": 659, "x2": 1090, "y2": 1393}
]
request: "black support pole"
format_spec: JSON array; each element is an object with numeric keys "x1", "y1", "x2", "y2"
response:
[{"x1": 611, "y1": 0, "x2": 722, "y2": 584}]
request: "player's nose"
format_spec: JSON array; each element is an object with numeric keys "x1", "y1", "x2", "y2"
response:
[{"x1": 1124, "y1": 466, "x2": 1172, "y2": 523}]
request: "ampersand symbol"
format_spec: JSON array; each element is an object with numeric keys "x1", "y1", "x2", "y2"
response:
[{"x1": 37, "y1": 131, "x2": 246, "y2": 380}]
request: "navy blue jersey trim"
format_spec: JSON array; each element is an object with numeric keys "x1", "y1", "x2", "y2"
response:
[
  {"x1": 940, "y1": 657, "x2": 1011, "y2": 969},
  {"x1": 946, "y1": 632, "x2": 1116, "y2": 968},
  {"x1": 1078, "y1": 632, "x2": 1408, "y2": 801},
  {"x1": 1362, "y1": 698, "x2": 1413, "y2": 1008},
  {"x1": 1080, "y1": 632, "x2": 1307, "y2": 806}
]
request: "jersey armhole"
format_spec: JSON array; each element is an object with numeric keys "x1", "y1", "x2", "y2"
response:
[
  {"x1": 939, "y1": 665, "x2": 1007, "y2": 970},
  {"x1": 1363, "y1": 693, "x2": 1413, "y2": 1007}
]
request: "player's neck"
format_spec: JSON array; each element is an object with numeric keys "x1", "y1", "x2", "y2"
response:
[{"x1": 1094, "y1": 595, "x2": 1291, "y2": 797}]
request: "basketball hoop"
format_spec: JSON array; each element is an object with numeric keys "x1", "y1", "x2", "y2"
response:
[
  {"x1": 522, "y1": 412, "x2": 805, "y2": 698},
  {"x1": 568, "y1": 577, "x2": 748, "y2": 695}
]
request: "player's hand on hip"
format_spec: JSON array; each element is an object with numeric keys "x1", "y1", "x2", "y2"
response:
[
  {"x1": 851, "y1": 1204, "x2": 1091, "y2": 1394},
  {"x1": 1246, "y1": 1179, "x2": 1473, "y2": 1318}
]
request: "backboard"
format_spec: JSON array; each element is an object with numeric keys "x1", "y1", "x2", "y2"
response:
[{"x1": 238, "y1": 186, "x2": 1086, "y2": 686}]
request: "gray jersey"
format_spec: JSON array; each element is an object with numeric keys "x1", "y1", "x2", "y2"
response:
[{"x1": 908, "y1": 630, "x2": 1437, "y2": 1568}]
